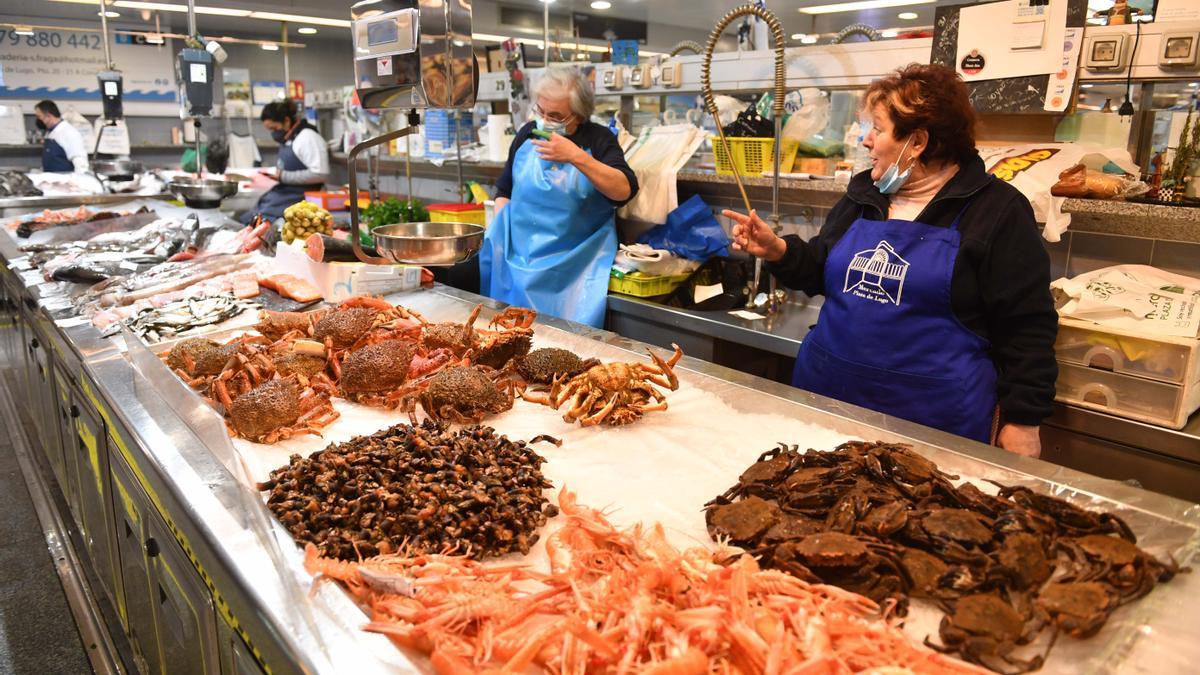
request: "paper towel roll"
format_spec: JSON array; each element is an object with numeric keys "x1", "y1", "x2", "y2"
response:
[{"x1": 487, "y1": 114, "x2": 513, "y2": 162}]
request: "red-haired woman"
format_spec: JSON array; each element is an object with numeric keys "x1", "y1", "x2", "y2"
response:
[{"x1": 728, "y1": 64, "x2": 1057, "y2": 457}]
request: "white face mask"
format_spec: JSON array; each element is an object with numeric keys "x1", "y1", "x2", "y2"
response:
[
  {"x1": 873, "y1": 136, "x2": 917, "y2": 195},
  {"x1": 536, "y1": 116, "x2": 567, "y2": 135}
]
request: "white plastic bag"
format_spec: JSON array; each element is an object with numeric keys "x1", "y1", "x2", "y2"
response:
[
  {"x1": 1052, "y1": 265, "x2": 1200, "y2": 338},
  {"x1": 977, "y1": 143, "x2": 1139, "y2": 242},
  {"x1": 618, "y1": 124, "x2": 707, "y2": 225}
]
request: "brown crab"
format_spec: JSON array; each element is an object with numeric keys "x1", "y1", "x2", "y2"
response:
[
  {"x1": 1036, "y1": 581, "x2": 1120, "y2": 639},
  {"x1": 991, "y1": 483, "x2": 1137, "y2": 542},
  {"x1": 227, "y1": 376, "x2": 340, "y2": 444},
  {"x1": 996, "y1": 532, "x2": 1054, "y2": 590},
  {"x1": 925, "y1": 593, "x2": 1046, "y2": 674},
  {"x1": 900, "y1": 547, "x2": 951, "y2": 599},
  {"x1": 1060, "y1": 534, "x2": 1184, "y2": 600},
  {"x1": 401, "y1": 364, "x2": 514, "y2": 424},
  {"x1": 773, "y1": 532, "x2": 911, "y2": 610},
  {"x1": 524, "y1": 344, "x2": 683, "y2": 427},
  {"x1": 907, "y1": 508, "x2": 996, "y2": 549},
  {"x1": 336, "y1": 340, "x2": 456, "y2": 408},
  {"x1": 704, "y1": 495, "x2": 783, "y2": 545}
]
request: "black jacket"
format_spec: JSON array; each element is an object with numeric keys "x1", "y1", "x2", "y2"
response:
[{"x1": 766, "y1": 155, "x2": 1058, "y2": 426}]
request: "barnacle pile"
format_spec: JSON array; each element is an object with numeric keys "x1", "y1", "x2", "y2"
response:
[{"x1": 259, "y1": 421, "x2": 559, "y2": 560}]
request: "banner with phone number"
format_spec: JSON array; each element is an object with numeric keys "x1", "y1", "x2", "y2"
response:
[{"x1": 0, "y1": 28, "x2": 175, "y2": 101}]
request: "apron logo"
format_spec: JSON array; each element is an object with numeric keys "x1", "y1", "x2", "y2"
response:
[
  {"x1": 988, "y1": 148, "x2": 1060, "y2": 182},
  {"x1": 844, "y1": 240, "x2": 909, "y2": 305}
]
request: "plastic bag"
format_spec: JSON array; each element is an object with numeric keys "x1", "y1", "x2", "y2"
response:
[
  {"x1": 1052, "y1": 265, "x2": 1200, "y2": 338},
  {"x1": 636, "y1": 195, "x2": 730, "y2": 261}
]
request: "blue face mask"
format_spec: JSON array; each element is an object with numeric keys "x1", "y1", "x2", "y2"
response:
[{"x1": 873, "y1": 136, "x2": 916, "y2": 195}]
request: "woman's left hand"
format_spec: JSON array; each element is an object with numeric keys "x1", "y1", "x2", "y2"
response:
[
  {"x1": 533, "y1": 134, "x2": 585, "y2": 165},
  {"x1": 998, "y1": 424, "x2": 1042, "y2": 458}
]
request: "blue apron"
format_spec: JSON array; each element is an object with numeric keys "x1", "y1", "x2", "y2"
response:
[
  {"x1": 42, "y1": 138, "x2": 73, "y2": 173},
  {"x1": 479, "y1": 139, "x2": 617, "y2": 328},
  {"x1": 244, "y1": 131, "x2": 321, "y2": 223},
  {"x1": 791, "y1": 204, "x2": 997, "y2": 442}
]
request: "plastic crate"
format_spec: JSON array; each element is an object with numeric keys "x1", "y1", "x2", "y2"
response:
[
  {"x1": 305, "y1": 190, "x2": 368, "y2": 211},
  {"x1": 428, "y1": 203, "x2": 486, "y2": 227},
  {"x1": 608, "y1": 271, "x2": 692, "y2": 297},
  {"x1": 710, "y1": 136, "x2": 800, "y2": 175}
]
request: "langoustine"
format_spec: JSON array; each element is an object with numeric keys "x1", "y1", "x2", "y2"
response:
[{"x1": 305, "y1": 489, "x2": 984, "y2": 674}]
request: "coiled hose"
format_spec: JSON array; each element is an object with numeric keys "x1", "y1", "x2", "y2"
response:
[
  {"x1": 701, "y1": 4, "x2": 786, "y2": 216},
  {"x1": 669, "y1": 40, "x2": 703, "y2": 57}
]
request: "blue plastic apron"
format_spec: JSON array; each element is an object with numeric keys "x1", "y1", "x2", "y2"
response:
[
  {"x1": 245, "y1": 129, "x2": 321, "y2": 223},
  {"x1": 791, "y1": 204, "x2": 997, "y2": 442},
  {"x1": 42, "y1": 137, "x2": 73, "y2": 172},
  {"x1": 479, "y1": 139, "x2": 617, "y2": 328}
]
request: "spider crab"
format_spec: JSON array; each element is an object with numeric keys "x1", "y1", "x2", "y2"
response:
[
  {"x1": 311, "y1": 295, "x2": 426, "y2": 353},
  {"x1": 335, "y1": 340, "x2": 457, "y2": 408},
  {"x1": 421, "y1": 304, "x2": 536, "y2": 369},
  {"x1": 226, "y1": 375, "x2": 339, "y2": 444},
  {"x1": 398, "y1": 362, "x2": 515, "y2": 424},
  {"x1": 523, "y1": 343, "x2": 683, "y2": 426}
]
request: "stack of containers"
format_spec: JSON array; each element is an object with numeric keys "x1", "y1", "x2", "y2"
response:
[{"x1": 425, "y1": 110, "x2": 474, "y2": 159}]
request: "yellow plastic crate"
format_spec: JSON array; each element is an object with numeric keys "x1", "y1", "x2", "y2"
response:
[
  {"x1": 711, "y1": 136, "x2": 799, "y2": 175},
  {"x1": 609, "y1": 271, "x2": 692, "y2": 297},
  {"x1": 429, "y1": 203, "x2": 487, "y2": 227}
]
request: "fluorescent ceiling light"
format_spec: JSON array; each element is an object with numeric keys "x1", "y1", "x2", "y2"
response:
[
  {"x1": 801, "y1": 36, "x2": 818, "y2": 44},
  {"x1": 790, "y1": 33, "x2": 805, "y2": 40},
  {"x1": 261, "y1": 43, "x2": 279, "y2": 51},
  {"x1": 800, "y1": 0, "x2": 933, "y2": 16},
  {"x1": 540, "y1": 0, "x2": 556, "y2": 3},
  {"x1": 590, "y1": 0, "x2": 611, "y2": 8},
  {"x1": 881, "y1": 30, "x2": 898, "y2": 38},
  {"x1": 99, "y1": 11, "x2": 120, "y2": 17},
  {"x1": 144, "y1": 33, "x2": 164, "y2": 44},
  {"x1": 51, "y1": 2, "x2": 347, "y2": 25},
  {"x1": 1081, "y1": 83, "x2": 1094, "y2": 88},
  {"x1": 248, "y1": 11, "x2": 351, "y2": 27},
  {"x1": 14, "y1": 26, "x2": 34, "y2": 36},
  {"x1": 120, "y1": 2, "x2": 250, "y2": 16},
  {"x1": 1190, "y1": 82, "x2": 1198, "y2": 88},
  {"x1": 897, "y1": 11, "x2": 919, "y2": 19},
  {"x1": 298, "y1": 27, "x2": 318, "y2": 35}
]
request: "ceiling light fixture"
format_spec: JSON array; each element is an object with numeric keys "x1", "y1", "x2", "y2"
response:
[
  {"x1": 1081, "y1": 83, "x2": 1094, "y2": 88},
  {"x1": 791, "y1": 33, "x2": 805, "y2": 40},
  {"x1": 881, "y1": 29, "x2": 898, "y2": 38},
  {"x1": 298, "y1": 27, "x2": 318, "y2": 35},
  {"x1": 897, "y1": 11, "x2": 919, "y2": 20},
  {"x1": 261, "y1": 43, "x2": 279, "y2": 51},
  {"x1": 800, "y1": 0, "x2": 933, "y2": 16},
  {"x1": 113, "y1": 1, "x2": 249, "y2": 15},
  {"x1": 99, "y1": 10, "x2": 120, "y2": 17},
  {"x1": 14, "y1": 26, "x2": 35, "y2": 36},
  {"x1": 801, "y1": 35, "x2": 818, "y2": 44},
  {"x1": 590, "y1": 1, "x2": 612, "y2": 9},
  {"x1": 50, "y1": 1, "x2": 346, "y2": 25}
]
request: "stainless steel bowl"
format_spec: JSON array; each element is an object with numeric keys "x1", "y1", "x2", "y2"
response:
[
  {"x1": 167, "y1": 176, "x2": 239, "y2": 208},
  {"x1": 91, "y1": 158, "x2": 143, "y2": 181},
  {"x1": 370, "y1": 221, "x2": 485, "y2": 266}
]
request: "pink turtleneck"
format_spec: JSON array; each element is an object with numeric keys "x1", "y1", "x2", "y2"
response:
[{"x1": 887, "y1": 161, "x2": 960, "y2": 222}]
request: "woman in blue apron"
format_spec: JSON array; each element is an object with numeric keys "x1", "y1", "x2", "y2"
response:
[
  {"x1": 727, "y1": 64, "x2": 1057, "y2": 457},
  {"x1": 481, "y1": 67, "x2": 639, "y2": 328},
  {"x1": 242, "y1": 100, "x2": 329, "y2": 224}
]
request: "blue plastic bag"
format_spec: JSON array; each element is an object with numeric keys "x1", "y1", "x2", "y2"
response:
[{"x1": 636, "y1": 195, "x2": 731, "y2": 261}]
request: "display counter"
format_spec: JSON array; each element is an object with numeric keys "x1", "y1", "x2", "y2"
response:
[{"x1": 3, "y1": 198, "x2": 1200, "y2": 675}]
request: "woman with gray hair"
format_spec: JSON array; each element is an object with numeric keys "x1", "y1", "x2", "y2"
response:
[{"x1": 480, "y1": 66, "x2": 638, "y2": 328}]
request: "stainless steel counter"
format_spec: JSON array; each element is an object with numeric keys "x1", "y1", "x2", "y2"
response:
[{"x1": 3, "y1": 209, "x2": 1200, "y2": 673}]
